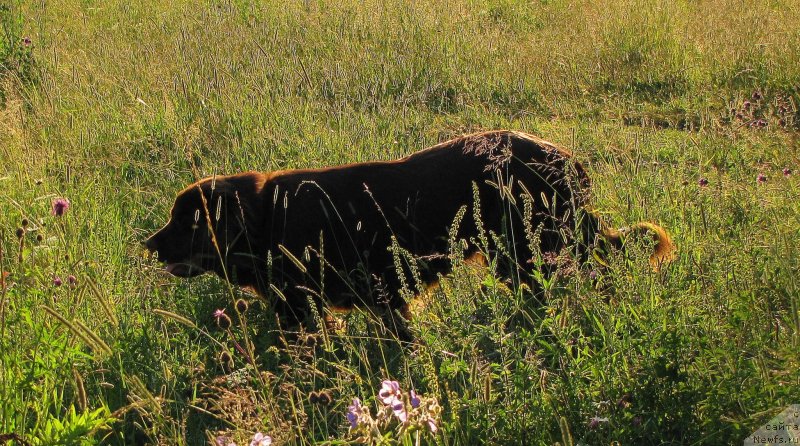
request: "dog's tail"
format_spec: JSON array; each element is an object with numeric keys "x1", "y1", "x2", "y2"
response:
[{"x1": 596, "y1": 221, "x2": 676, "y2": 271}]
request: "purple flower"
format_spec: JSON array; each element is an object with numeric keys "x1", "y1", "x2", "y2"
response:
[
  {"x1": 53, "y1": 275, "x2": 63, "y2": 287},
  {"x1": 752, "y1": 90, "x2": 763, "y2": 101},
  {"x1": 588, "y1": 270, "x2": 598, "y2": 280},
  {"x1": 784, "y1": 168, "x2": 792, "y2": 177},
  {"x1": 409, "y1": 390, "x2": 420, "y2": 409},
  {"x1": 215, "y1": 436, "x2": 236, "y2": 446},
  {"x1": 390, "y1": 397, "x2": 407, "y2": 422},
  {"x1": 698, "y1": 177, "x2": 709, "y2": 187},
  {"x1": 22, "y1": 37, "x2": 31, "y2": 46},
  {"x1": 378, "y1": 380, "x2": 402, "y2": 405},
  {"x1": 213, "y1": 308, "x2": 226, "y2": 319},
  {"x1": 51, "y1": 198, "x2": 70, "y2": 217},
  {"x1": 68, "y1": 275, "x2": 77, "y2": 287},
  {"x1": 347, "y1": 398, "x2": 363, "y2": 428},
  {"x1": 588, "y1": 416, "x2": 609, "y2": 429},
  {"x1": 743, "y1": 100, "x2": 751, "y2": 109},
  {"x1": 757, "y1": 173, "x2": 767, "y2": 184},
  {"x1": 249, "y1": 433, "x2": 272, "y2": 446}
]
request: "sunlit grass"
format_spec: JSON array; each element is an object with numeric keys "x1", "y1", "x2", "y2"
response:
[{"x1": 1, "y1": 0, "x2": 799, "y2": 444}]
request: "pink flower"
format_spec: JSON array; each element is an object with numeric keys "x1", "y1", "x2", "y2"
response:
[
  {"x1": 757, "y1": 173, "x2": 767, "y2": 184},
  {"x1": 427, "y1": 418, "x2": 438, "y2": 433},
  {"x1": 698, "y1": 177, "x2": 709, "y2": 187},
  {"x1": 249, "y1": 432, "x2": 271, "y2": 446},
  {"x1": 783, "y1": 168, "x2": 792, "y2": 177},
  {"x1": 378, "y1": 380, "x2": 402, "y2": 405},
  {"x1": 53, "y1": 275, "x2": 63, "y2": 287},
  {"x1": 51, "y1": 198, "x2": 70, "y2": 217},
  {"x1": 213, "y1": 308, "x2": 226, "y2": 319},
  {"x1": 390, "y1": 397, "x2": 407, "y2": 423},
  {"x1": 22, "y1": 37, "x2": 31, "y2": 46}
]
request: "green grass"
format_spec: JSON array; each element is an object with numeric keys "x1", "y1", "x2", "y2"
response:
[{"x1": 1, "y1": 0, "x2": 799, "y2": 444}]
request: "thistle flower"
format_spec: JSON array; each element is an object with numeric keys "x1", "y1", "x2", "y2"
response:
[
  {"x1": 698, "y1": 177, "x2": 709, "y2": 187},
  {"x1": 214, "y1": 308, "x2": 232, "y2": 329},
  {"x1": 51, "y1": 198, "x2": 70, "y2": 217},
  {"x1": 757, "y1": 173, "x2": 767, "y2": 184},
  {"x1": 68, "y1": 275, "x2": 77, "y2": 287},
  {"x1": 588, "y1": 416, "x2": 609, "y2": 429},
  {"x1": 15, "y1": 227, "x2": 24, "y2": 239},
  {"x1": 236, "y1": 299, "x2": 249, "y2": 313},
  {"x1": 752, "y1": 90, "x2": 763, "y2": 101},
  {"x1": 53, "y1": 275, "x2": 63, "y2": 287},
  {"x1": 22, "y1": 37, "x2": 31, "y2": 46},
  {"x1": 783, "y1": 168, "x2": 792, "y2": 177},
  {"x1": 249, "y1": 433, "x2": 272, "y2": 446}
]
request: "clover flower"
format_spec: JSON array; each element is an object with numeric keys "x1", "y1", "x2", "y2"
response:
[
  {"x1": 51, "y1": 198, "x2": 70, "y2": 217},
  {"x1": 757, "y1": 173, "x2": 767, "y2": 184},
  {"x1": 53, "y1": 275, "x2": 63, "y2": 287}
]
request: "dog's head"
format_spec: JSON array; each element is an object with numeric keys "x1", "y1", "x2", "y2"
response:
[{"x1": 145, "y1": 172, "x2": 267, "y2": 279}]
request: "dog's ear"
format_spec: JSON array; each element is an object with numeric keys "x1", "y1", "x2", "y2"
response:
[{"x1": 211, "y1": 172, "x2": 270, "y2": 239}]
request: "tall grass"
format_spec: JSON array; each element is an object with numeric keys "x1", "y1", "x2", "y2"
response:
[{"x1": 1, "y1": 0, "x2": 799, "y2": 444}]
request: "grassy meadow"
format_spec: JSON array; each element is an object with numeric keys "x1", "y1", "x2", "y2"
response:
[{"x1": 1, "y1": 0, "x2": 800, "y2": 444}]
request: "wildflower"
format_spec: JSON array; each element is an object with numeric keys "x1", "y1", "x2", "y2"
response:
[
  {"x1": 588, "y1": 416, "x2": 609, "y2": 429},
  {"x1": 389, "y1": 397, "x2": 407, "y2": 423},
  {"x1": 250, "y1": 433, "x2": 272, "y2": 446},
  {"x1": 783, "y1": 168, "x2": 792, "y2": 177},
  {"x1": 53, "y1": 275, "x2": 63, "y2": 287},
  {"x1": 347, "y1": 398, "x2": 364, "y2": 429},
  {"x1": 588, "y1": 270, "x2": 598, "y2": 280},
  {"x1": 743, "y1": 100, "x2": 751, "y2": 109},
  {"x1": 21, "y1": 218, "x2": 28, "y2": 228},
  {"x1": 235, "y1": 299, "x2": 249, "y2": 313},
  {"x1": 757, "y1": 173, "x2": 767, "y2": 184},
  {"x1": 36, "y1": 234, "x2": 43, "y2": 242},
  {"x1": 22, "y1": 37, "x2": 31, "y2": 46},
  {"x1": 51, "y1": 198, "x2": 70, "y2": 217},
  {"x1": 409, "y1": 390, "x2": 420, "y2": 409},
  {"x1": 214, "y1": 308, "x2": 232, "y2": 329},
  {"x1": 427, "y1": 418, "x2": 438, "y2": 433},
  {"x1": 68, "y1": 275, "x2": 77, "y2": 287},
  {"x1": 15, "y1": 227, "x2": 24, "y2": 239},
  {"x1": 698, "y1": 177, "x2": 708, "y2": 187},
  {"x1": 215, "y1": 436, "x2": 236, "y2": 446},
  {"x1": 378, "y1": 380, "x2": 402, "y2": 405},
  {"x1": 752, "y1": 91, "x2": 763, "y2": 101}
]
